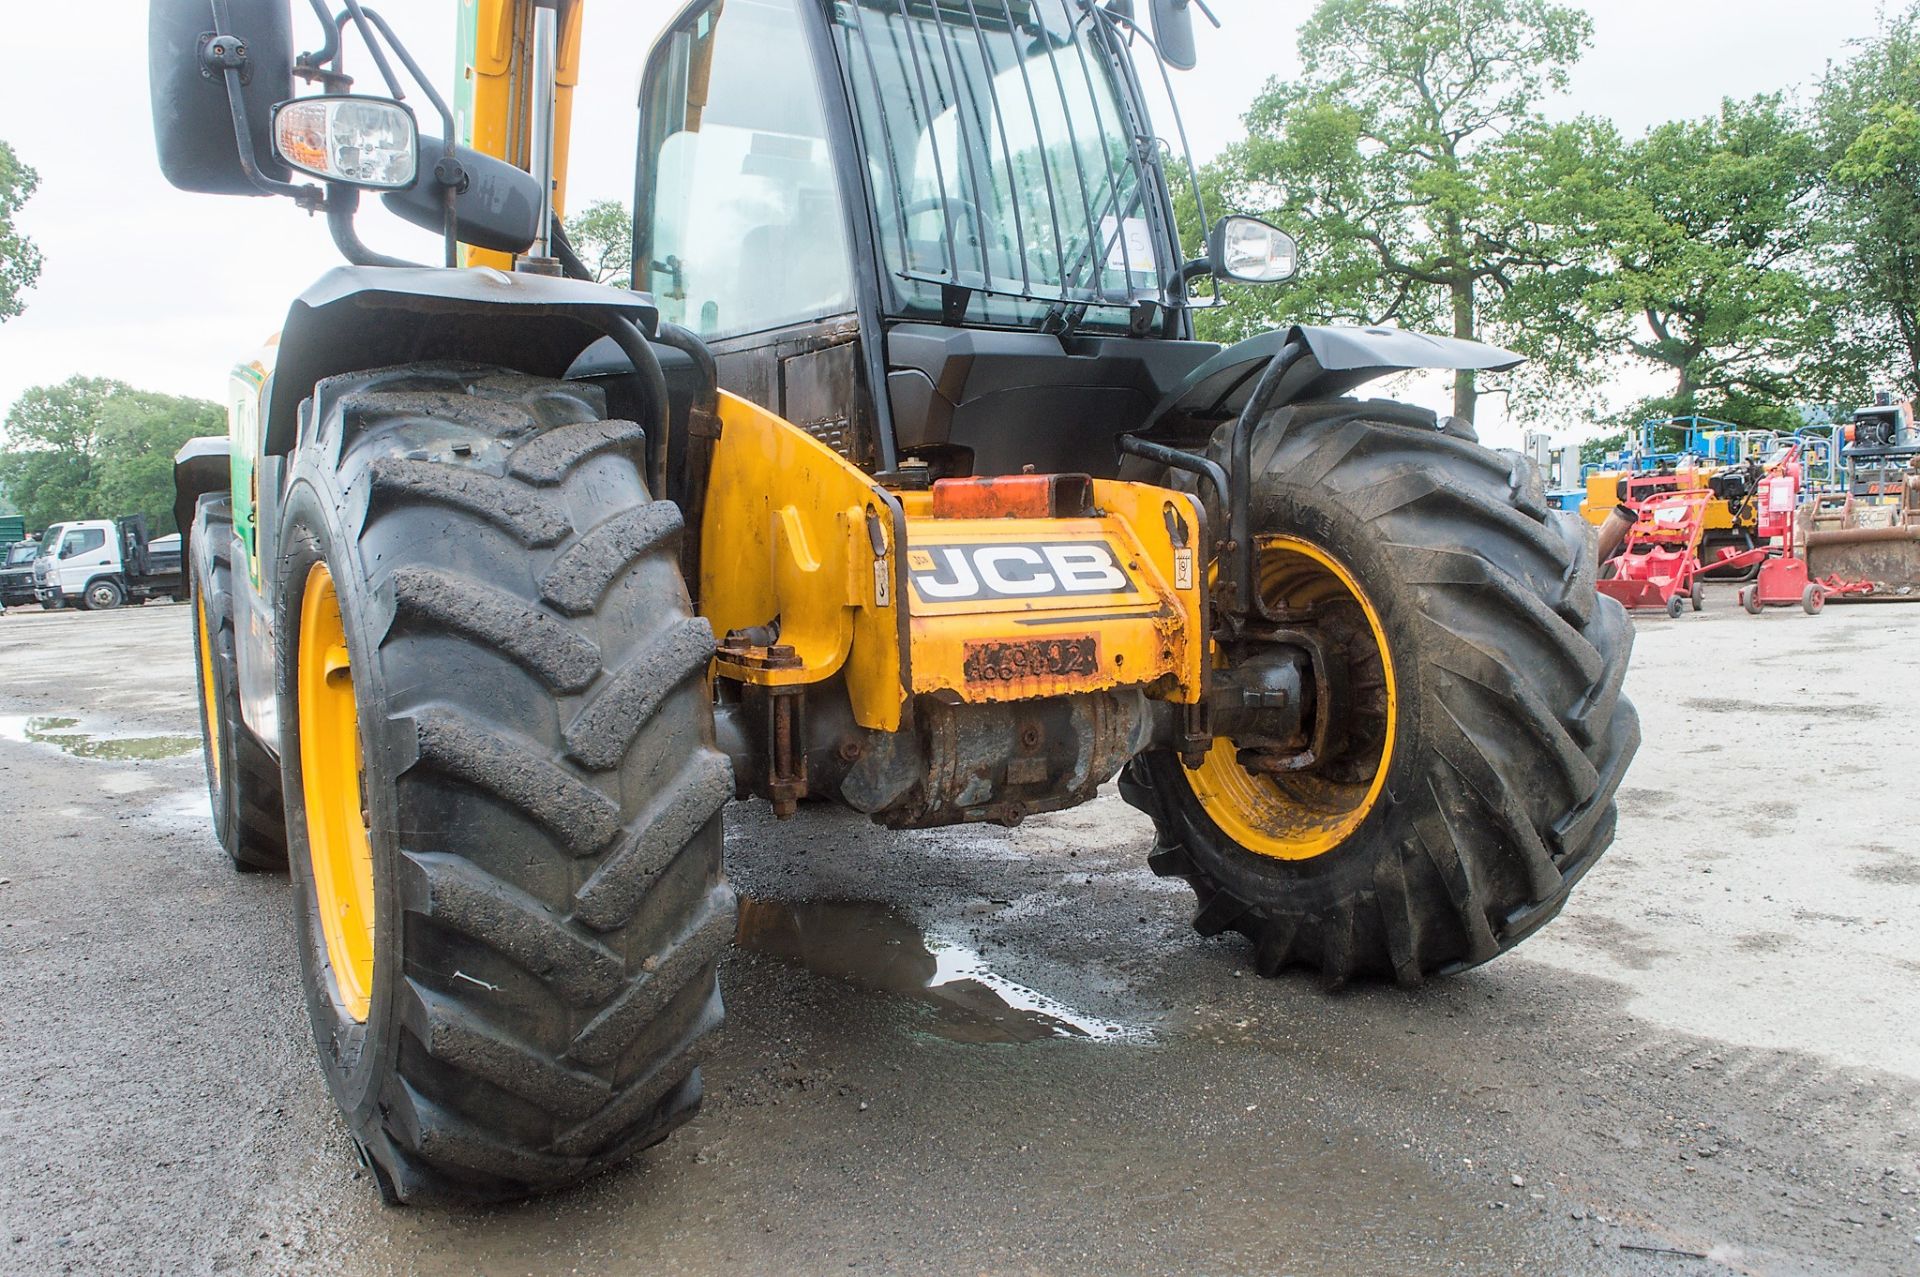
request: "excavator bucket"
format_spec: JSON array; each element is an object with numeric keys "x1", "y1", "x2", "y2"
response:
[{"x1": 1800, "y1": 475, "x2": 1920, "y2": 598}]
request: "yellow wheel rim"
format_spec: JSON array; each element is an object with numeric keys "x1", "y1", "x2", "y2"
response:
[
  {"x1": 297, "y1": 563, "x2": 376, "y2": 1022},
  {"x1": 195, "y1": 592, "x2": 222, "y2": 790},
  {"x1": 1189, "y1": 535, "x2": 1397, "y2": 861}
]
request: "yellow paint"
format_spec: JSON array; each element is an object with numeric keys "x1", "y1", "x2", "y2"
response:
[
  {"x1": 297, "y1": 564, "x2": 376, "y2": 1023},
  {"x1": 698, "y1": 396, "x2": 1209, "y2": 729},
  {"x1": 196, "y1": 592, "x2": 222, "y2": 791},
  {"x1": 900, "y1": 485, "x2": 1204, "y2": 705},
  {"x1": 461, "y1": 0, "x2": 583, "y2": 269},
  {"x1": 700, "y1": 392, "x2": 908, "y2": 730},
  {"x1": 1583, "y1": 467, "x2": 1735, "y2": 532},
  {"x1": 1186, "y1": 536, "x2": 1398, "y2": 862}
]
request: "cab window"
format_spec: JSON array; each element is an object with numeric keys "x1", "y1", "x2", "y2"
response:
[
  {"x1": 640, "y1": 0, "x2": 853, "y2": 340},
  {"x1": 60, "y1": 529, "x2": 105, "y2": 559}
]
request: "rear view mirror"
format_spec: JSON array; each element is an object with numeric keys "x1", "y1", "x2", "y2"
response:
[
  {"x1": 381, "y1": 140, "x2": 545, "y2": 253},
  {"x1": 150, "y1": 0, "x2": 295, "y2": 194},
  {"x1": 1210, "y1": 215, "x2": 1298, "y2": 284},
  {"x1": 1150, "y1": 0, "x2": 1198, "y2": 71}
]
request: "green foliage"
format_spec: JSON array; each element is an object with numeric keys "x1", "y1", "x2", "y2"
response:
[
  {"x1": 1815, "y1": 2, "x2": 1920, "y2": 398},
  {"x1": 566, "y1": 199, "x2": 634, "y2": 286},
  {"x1": 1193, "y1": 0, "x2": 1598, "y2": 421},
  {"x1": 1572, "y1": 96, "x2": 1834, "y2": 422},
  {"x1": 0, "y1": 377, "x2": 224, "y2": 535},
  {"x1": 0, "y1": 138, "x2": 44, "y2": 324}
]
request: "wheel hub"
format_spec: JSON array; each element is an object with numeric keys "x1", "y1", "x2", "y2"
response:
[{"x1": 1188, "y1": 535, "x2": 1396, "y2": 861}]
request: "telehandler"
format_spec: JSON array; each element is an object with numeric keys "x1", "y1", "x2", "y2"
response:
[{"x1": 152, "y1": 0, "x2": 1638, "y2": 1204}]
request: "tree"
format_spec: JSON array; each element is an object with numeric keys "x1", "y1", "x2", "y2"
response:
[
  {"x1": 566, "y1": 199, "x2": 633, "y2": 285},
  {"x1": 0, "y1": 377, "x2": 224, "y2": 535},
  {"x1": 1195, "y1": 0, "x2": 1596, "y2": 422},
  {"x1": 1815, "y1": 2, "x2": 1920, "y2": 399},
  {"x1": 1573, "y1": 97, "x2": 1834, "y2": 423},
  {"x1": 0, "y1": 138, "x2": 44, "y2": 323}
]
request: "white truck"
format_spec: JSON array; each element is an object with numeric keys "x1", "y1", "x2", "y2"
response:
[{"x1": 32, "y1": 517, "x2": 185, "y2": 610}]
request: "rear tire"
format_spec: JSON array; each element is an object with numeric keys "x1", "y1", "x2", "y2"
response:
[
  {"x1": 276, "y1": 363, "x2": 733, "y2": 1204},
  {"x1": 1802, "y1": 584, "x2": 1824, "y2": 615},
  {"x1": 189, "y1": 495, "x2": 287, "y2": 872},
  {"x1": 1122, "y1": 401, "x2": 1639, "y2": 986}
]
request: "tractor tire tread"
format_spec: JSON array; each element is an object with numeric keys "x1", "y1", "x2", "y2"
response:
[
  {"x1": 1124, "y1": 405, "x2": 1636, "y2": 984},
  {"x1": 285, "y1": 362, "x2": 729, "y2": 1204}
]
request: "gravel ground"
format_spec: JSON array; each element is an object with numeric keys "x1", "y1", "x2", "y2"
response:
[{"x1": 0, "y1": 597, "x2": 1916, "y2": 1276}]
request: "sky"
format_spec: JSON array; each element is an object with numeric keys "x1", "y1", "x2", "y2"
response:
[{"x1": 0, "y1": 0, "x2": 1895, "y2": 450}]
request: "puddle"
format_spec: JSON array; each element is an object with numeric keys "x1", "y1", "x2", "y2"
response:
[
  {"x1": 735, "y1": 897, "x2": 1141, "y2": 1045},
  {"x1": 147, "y1": 788, "x2": 212, "y2": 826},
  {"x1": 0, "y1": 714, "x2": 199, "y2": 761}
]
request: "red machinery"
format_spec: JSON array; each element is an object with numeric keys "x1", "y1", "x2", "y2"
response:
[
  {"x1": 1734, "y1": 456, "x2": 1875, "y2": 614},
  {"x1": 1597, "y1": 488, "x2": 1711, "y2": 618}
]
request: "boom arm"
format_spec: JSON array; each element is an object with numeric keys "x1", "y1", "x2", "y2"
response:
[{"x1": 455, "y1": 0, "x2": 584, "y2": 266}]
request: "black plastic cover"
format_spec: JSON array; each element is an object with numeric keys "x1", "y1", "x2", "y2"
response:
[
  {"x1": 150, "y1": 0, "x2": 294, "y2": 195},
  {"x1": 381, "y1": 140, "x2": 543, "y2": 253}
]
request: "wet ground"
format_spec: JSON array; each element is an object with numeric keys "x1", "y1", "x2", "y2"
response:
[{"x1": 1, "y1": 598, "x2": 1917, "y2": 1275}]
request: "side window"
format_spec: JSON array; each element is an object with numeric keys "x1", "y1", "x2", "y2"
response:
[
  {"x1": 640, "y1": 0, "x2": 853, "y2": 340},
  {"x1": 63, "y1": 529, "x2": 105, "y2": 559}
]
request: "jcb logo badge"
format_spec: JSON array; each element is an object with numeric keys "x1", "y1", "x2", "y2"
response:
[{"x1": 907, "y1": 541, "x2": 1133, "y2": 603}]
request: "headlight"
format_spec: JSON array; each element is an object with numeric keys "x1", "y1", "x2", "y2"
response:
[
  {"x1": 271, "y1": 95, "x2": 418, "y2": 190},
  {"x1": 1210, "y1": 215, "x2": 1299, "y2": 285}
]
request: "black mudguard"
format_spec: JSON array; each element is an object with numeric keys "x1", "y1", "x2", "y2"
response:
[
  {"x1": 1141, "y1": 324, "x2": 1526, "y2": 436},
  {"x1": 261, "y1": 266, "x2": 661, "y2": 455}
]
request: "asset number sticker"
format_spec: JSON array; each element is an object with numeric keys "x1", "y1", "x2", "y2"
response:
[{"x1": 962, "y1": 636, "x2": 1100, "y2": 684}]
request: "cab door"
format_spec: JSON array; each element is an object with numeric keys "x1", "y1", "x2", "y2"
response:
[
  {"x1": 636, "y1": 0, "x2": 880, "y2": 469},
  {"x1": 55, "y1": 526, "x2": 115, "y2": 594}
]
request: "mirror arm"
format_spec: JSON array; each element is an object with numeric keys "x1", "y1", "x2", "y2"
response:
[
  {"x1": 205, "y1": 0, "x2": 311, "y2": 200},
  {"x1": 1178, "y1": 257, "x2": 1215, "y2": 285},
  {"x1": 343, "y1": 5, "x2": 461, "y2": 265},
  {"x1": 326, "y1": 186, "x2": 424, "y2": 267}
]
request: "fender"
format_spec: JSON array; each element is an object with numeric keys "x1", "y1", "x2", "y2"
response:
[
  {"x1": 1140, "y1": 324, "x2": 1525, "y2": 436},
  {"x1": 261, "y1": 266, "x2": 660, "y2": 456},
  {"x1": 173, "y1": 435, "x2": 233, "y2": 582}
]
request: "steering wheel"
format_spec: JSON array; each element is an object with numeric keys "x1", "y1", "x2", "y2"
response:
[{"x1": 879, "y1": 196, "x2": 1013, "y2": 261}]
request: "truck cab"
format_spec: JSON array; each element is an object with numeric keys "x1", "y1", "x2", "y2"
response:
[
  {"x1": 0, "y1": 540, "x2": 41, "y2": 608},
  {"x1": 32, "y1": 517, "x2": 185, "y2": 611}
]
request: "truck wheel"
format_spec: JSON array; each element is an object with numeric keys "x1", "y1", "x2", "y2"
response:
[
  {"x1": 1121, "y1": 402, "x2": 1639, "y2": 986},
  {"x1": 190, "y1": 495, "x2": 287, "y2": 871},
  {"x1": 274, "y1": 363, "x2": 732, "y2": 1204},
  {"x1": 84, "y1": 579, "x2": 125, "y2": 610}
]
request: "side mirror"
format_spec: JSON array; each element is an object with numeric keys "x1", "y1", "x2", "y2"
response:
[
  {"x1": 381, "y1": 140, "x2": 544, "y2": 253},
  {"x1": 1150, "y1": 0, "x2": 1198, "y2": 71},
  {"x1": 1210, "y1": 215, "x2": 1298, "y2": 284},
  {"x1": 149, "y1": 0, "x2": 295, "y2": 195},
  {"x1": 271, "y1": 96, "x2": 418, "y2": 189}
]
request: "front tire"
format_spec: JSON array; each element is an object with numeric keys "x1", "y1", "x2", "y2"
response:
[
  {"x1": 276, "y1": 363, "x2": 733, "y2": 1204},
  {"x1": 84, "y1": 579, "x2": 125, "y2": 610},
  {"x1": 1122, "y1": 401, "x2": 1639, "y2": 986}
]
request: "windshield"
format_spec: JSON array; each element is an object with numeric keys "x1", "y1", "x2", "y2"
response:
[
  {"x1": 831, "y1": 0, "x2": 1173, "y2": 329},
  {"x1": 6, "y1": 544, "x2": 36, "y2": 566}
]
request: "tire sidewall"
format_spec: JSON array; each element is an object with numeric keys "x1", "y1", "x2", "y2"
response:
[
  {"x1": 189, "y1": 502, "x2": 241, "y2": 850},
  {"x1": 275, "y1": 476, "x2": 404, "y2": 1138}
]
